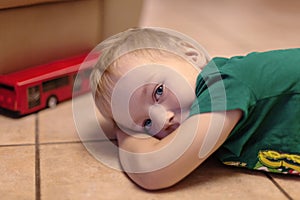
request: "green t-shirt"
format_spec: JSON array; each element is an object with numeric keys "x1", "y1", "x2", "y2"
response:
[{"x1": 190, "y1": 48, "x2": 300, "y2": 175}]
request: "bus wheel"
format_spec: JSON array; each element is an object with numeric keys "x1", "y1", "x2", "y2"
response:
[{"x1": 47, "y1": 96, "x2": 58, "y2": 108}]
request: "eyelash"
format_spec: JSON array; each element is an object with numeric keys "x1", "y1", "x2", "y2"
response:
[
  {"x1": 153, "y1": 84, "x2": 164, "y2": 102},
  {"x1": 143, "y1": 119, "x2": 152, "y2": 132},
  {"x1": 143, "y1": 84, "x2": 164, "y2": 132}
]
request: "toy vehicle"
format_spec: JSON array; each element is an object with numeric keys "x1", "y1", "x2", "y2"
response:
[{"x1": 0, "y1": 53, "x2": 98, "y2": 116}]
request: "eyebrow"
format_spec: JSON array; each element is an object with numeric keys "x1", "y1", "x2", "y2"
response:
[{"x1": 141, "y1": 84, "x2": 150, "y2": 101}]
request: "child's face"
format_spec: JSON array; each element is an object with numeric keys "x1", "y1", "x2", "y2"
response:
[{"x1": 111, "y1": 52, "x2": 200, "y2": 139}]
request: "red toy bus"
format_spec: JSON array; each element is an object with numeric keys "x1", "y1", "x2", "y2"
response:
[{"x1": 0, "y1": 53, "x2": 98, "y2": 116}]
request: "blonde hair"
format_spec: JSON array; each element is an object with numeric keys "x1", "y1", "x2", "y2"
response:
[{"x1": 90, "y1": 27, "x2": 210, "y2": 119}]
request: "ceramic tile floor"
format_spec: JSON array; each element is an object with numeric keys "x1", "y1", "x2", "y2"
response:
[
  {"x1": 1, "y1": 0, "x2": 300, "y2": 199},
  {"x1": 0, "y1": 98, "x2": 299, "y2": 200}
]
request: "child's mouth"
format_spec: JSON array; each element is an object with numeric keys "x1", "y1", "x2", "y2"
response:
[{"x1": 154, "y1": 123, "x2": 180, "y2": 139}]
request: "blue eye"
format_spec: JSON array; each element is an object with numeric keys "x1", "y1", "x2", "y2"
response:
[
  {"x1": 143, "y1": 119, "x2": 152, "y2": 132},
  {"x1": 154, "y1": 84, "x2": 164, "y2": 101}
]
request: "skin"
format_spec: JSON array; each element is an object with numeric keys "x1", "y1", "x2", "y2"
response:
[
  {"x1": 129, "y1": 83, "x2": 182, "y2": 139},
  {"x1": 98, "y1": 51, "x2": 242, "y2": 190},
  {"x1": 111, "y1": 51, "x2": 199, "y2": 139}
]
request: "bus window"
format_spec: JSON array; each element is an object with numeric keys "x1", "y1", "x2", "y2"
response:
[
  {"x1": 42, "y1": 76, "x2": 69, "y2": 92},
  {"x1": 0, "y1": 84, "x2": 15, "y2": 91},
  {"x1": 83, "y1": 68, "x2": 92, "y2": 78},
  {"x1": 73, "y1": 68, "x2": 92, "y2": 93},
  {"x1": 73, "y1": 73, "x2": 82, "y2": 92},
  {"x1": 28, "y1": 85, "x2": 41, "y2": 108}
]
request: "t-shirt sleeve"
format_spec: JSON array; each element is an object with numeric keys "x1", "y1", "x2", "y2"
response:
[
  {"x1": 189, "y1": 49, "x2": 300, "y2": 174},
  {"x1": 189, "y1": 58, "x2": 256, "y2": 117}
]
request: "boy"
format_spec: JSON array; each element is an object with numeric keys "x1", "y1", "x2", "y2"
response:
[{"x1": 90, "y1": 27, "x2": 300, "y2": 190}]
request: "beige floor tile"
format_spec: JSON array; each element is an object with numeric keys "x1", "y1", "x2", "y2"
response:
[
  {"x1": 140, "y1": 0, "x2": 300, "y2": 57},
  {"x1": 40, "y1": 142, "x2": 287, "y2": 200},
  {"x1": 0, "y1": 146, "x2": 35, "y2": 200},
  {"x1": 39, "y1": 94, "x2": 109, "y2": 144},
  {"x1": 168, "y1": 157, "x2": 288, "y2": 200},
  {"x1": 140, "y1": 0, "x2": 246, "y2": 57},
  {"x1": 38, "y1": 100, "x2": 80, "y2": 143},
  {"x1": 40, "y1": 142, "x2": 131, "y2": 200},
  {"x1": 270, "y1": 174, "x2": 300, "y2": 200},
  {"x1": 72, "y1": 93, "x2": 115, "y2": 141},
  {"x1": 0, "y1": 114, "x2": 35, "y2": 145}
]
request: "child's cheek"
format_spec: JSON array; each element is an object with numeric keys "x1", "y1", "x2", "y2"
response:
[{"x1": 164, "y1": 78, "x2": 196, "y2": 120}]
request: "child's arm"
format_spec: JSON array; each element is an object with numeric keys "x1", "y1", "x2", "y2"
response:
[{"x1": 116, "y1": 110, "x2": 242, "y2": 190}]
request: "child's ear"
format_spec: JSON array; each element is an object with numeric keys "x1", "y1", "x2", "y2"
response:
[{"x1": 178, "y1": 41, "x2": 208, "y2": 69}]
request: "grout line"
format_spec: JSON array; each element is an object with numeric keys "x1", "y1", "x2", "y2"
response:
[
  {"x1": 39, "y1": 139, "x2": 117, "y2": 146},
  {"x1": 264, "y1": 172, "x2": 294, "y2": 200},
  {"x1": 35, "y1": 113, "x2": 41, "y2": 200},
  {"x1": 0, "y1": 143, "x2": 35, "y2": 148},
  {"x1": 0, "y1": 139, "x2": 117, "y2": 148}
]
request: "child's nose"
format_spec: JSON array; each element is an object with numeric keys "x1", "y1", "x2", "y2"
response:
[
  {"x1": 149, "y1": 104, "x2": 167, "y2": 124},
  {"x1": 166, "y1": 110, "x2": 175, "y2": 125},
  {"x1": 149, "y1": 104, "x2": 175, "y2": 132}
]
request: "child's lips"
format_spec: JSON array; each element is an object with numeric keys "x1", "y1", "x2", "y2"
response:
[
  {"x1": 166, "y1": 123, "x2": 180, "y2": 132},
  {"x1": 154, "y1": 123, "x2": 180, "y2": 139}
]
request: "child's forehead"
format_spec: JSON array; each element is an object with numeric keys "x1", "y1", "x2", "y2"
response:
[
  {"x1": 115, "y1": 50, "x2": 187, "y2": 73},
  {"x1": 118, "y1": 49, "x2": 183, "y2": 63},
  {"x1": 111, "y1": 49, "x2": 199, "y2": 91}
]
